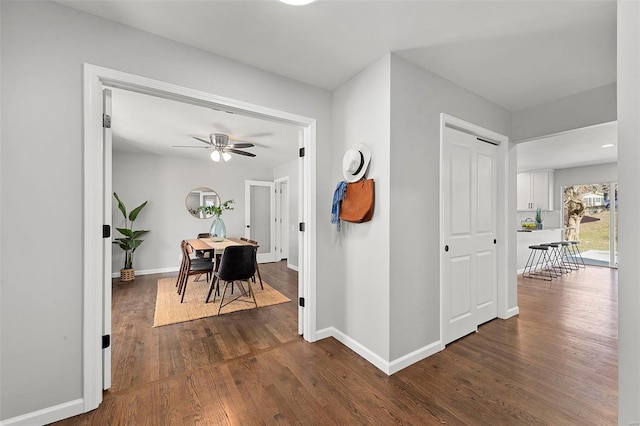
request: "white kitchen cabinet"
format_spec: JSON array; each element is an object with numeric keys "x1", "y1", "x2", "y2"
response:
[{"x1": 517, "y1": 169, "x2": 554, "y2": 210}]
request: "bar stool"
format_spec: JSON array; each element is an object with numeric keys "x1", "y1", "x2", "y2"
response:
[
  {"x1": 523, "y1": 245, "x2": 556, "y2": 281},
  {"x1": 540, "y1": 243, "x2": 571, "y2": 275},
  {"x1": 566, "y1": 240, "x2": 586, "y2": 268},
  {"x1": 551, "y1": 241, "x2": 577, "y2": 271}
]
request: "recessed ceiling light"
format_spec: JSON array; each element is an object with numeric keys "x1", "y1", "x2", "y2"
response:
[
  {"x1": 601, "y1": 144, "x2": 615, "y2": 148},
  {"x1": 279, "y1": 0, "x2": 315, "y2": 5}
]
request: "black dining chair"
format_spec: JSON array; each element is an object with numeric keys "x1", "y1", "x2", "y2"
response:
[{"x1": 206, "y1": 245, "x2": 257, "y2": 314}]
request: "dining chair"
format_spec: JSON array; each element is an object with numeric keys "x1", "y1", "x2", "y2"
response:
[
  {"x1": 206, "y1": 245, "x2": 258, "y2": 313},
  {"x1": 195, "y1": 232, "x2": 212, "y2": 259},
  {"x1": 247, "y1": 239, "x2": 264, "y2": 290},
  {"x1": 178, "y1": 240, "x2": 214, "y2": 303}
]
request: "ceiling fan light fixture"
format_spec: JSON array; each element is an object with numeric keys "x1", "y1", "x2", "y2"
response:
[
  {"x1": 210, "y1": 150, "x2": 221, "y2": 162},
  {"x1": 222, "y1": 152, "x2": 232, "y2": 162}
]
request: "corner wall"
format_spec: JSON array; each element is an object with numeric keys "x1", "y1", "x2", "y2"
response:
[
  {"x1": 617, "y1": 0, "x2": 640, "y2": 422},
  {"x1": 331, "y1": 54, "x2": 392, "y2": 362}
]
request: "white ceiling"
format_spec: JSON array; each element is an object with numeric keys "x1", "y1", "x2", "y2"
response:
[
  {"x1": 517, "y1": 121, "x2": 617, "y2": 172},
  {"x1": 58, "y1": 0, "x2": 616, "y2": 112},
  {"x1": 110, "y1": 88, "x2": 300, "y2": 169},
  {"x1": 58, "y1": 0, "x2": 617, "y2": 169}
]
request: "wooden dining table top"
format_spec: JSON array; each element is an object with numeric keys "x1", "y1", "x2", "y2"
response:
[{"x1": 186, "y1": 237, "x2": 253, "y2": 252}]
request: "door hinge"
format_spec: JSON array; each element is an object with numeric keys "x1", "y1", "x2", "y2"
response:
[
  {"x1": 299, "y1": 222, "x2": 305, "y2": 232},
  {"x1": 299, "y1": 147, "x2": 305, "y2": 157},
  {"x1": 102, "y1": 224, "x2": 111, "y2": 238},
  {"x1": 102, "y1": 113, "x2": 111, "y2": 129},
  {"x1": 299, "y1": 297, "x2": 305, "y2": 307},
  {"x1": 102, "y1": 334, "x2": 111, "y2": 349}
]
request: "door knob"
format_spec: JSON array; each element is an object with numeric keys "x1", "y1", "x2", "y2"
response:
[
  {"x1": 444, "y1": 245, "x2": 449, "y2": 252},
  {"x1": 246, "y1": 225, "x2": 250, "y2": 228}
]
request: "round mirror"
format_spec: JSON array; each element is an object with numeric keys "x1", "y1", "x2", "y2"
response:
[{"x1": 185, "y1": 187, "x2": 220, "y2": 219}]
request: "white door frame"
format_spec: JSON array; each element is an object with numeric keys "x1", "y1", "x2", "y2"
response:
[
  {"x1": 83, "y1": 63, "x2": 317, "y2": 412},
  {"x1": 275, "y1": 176, "x2": 290, "y2": 262},
  {"x1": 439, "y1": 113, "x2": 511, "y2": 348}
]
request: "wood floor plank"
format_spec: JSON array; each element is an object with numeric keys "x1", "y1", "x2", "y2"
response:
[{"x1": 53, "y1": 262, "x2": 617, "y2": 425}]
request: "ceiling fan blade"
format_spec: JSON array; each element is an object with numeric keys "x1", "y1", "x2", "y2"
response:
[
  {"x1": 192, "y1": 136, "x2": 212, "y2": 145},
  {"x1": 224, "y1": 148, "x2": 256, "y2": 157},
  {"x1": 173, "y1": 145, "x2": 211, "y2": 149},
  {"x1": 227, "y1": 143, "x2": 254, "y2": 149}
]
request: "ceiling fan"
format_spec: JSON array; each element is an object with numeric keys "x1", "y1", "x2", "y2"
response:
[{"x1": 173, "y1": 133, "x2": 256, "y2": 162}]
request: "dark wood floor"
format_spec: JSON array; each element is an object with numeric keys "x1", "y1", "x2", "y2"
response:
[{"x1": 55, "y1": 263, "x2": 617, "y2": 425}]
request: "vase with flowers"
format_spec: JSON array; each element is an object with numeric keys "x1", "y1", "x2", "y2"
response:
[{"x1": 199, "y1": 199, "x2": 235, "y2": 241}]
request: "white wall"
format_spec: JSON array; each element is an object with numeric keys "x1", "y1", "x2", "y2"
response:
[
  {"x1": 511, "y1": 83, "x2": 617, "y2": 142},
  {"x1": 274, "y1": 159, "x2": 299, "y2": 268},
  {"x1": 388, "y1": 54, "x2": 512, "y2": 360},
  {"x1": 617, "y1": 0, "x2": 640, "y2": 422},
  {"x1": 0, "y1": 1, "x2": 332, "y2": 421},
  {"x1": 111, "y1": 150, "x2": 274, "y2": 274},
  {"x1": 554, "y1": 162, "x2": 617, "y2": 189},
  {"x1": 332, "y1": 54, "x2": 391, "y2": 361}
]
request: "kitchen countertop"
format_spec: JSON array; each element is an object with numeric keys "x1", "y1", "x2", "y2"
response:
[{"x1": 517, "y1": 227, "x2": 572, "y2": 233}]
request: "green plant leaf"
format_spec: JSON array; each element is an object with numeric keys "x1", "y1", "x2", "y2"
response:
[
  {"x1": 113, "y1": 192, "x2": 127, "y2": 219},
  {"x1": 116, "y1": 227, "x2": 134, "y2": 238},
  {"x1": 129, "y1": 201, "x2": 148, "y2": 222}
]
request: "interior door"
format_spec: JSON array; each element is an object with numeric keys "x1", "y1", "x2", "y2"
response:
[
  {"x1": 245, "y1": 180, "x2": 276, "y2": 263},
  {"x1": 442, "y1": 125, "x2": 498, "y2": 345},
  {"x1": 102, "y1": 89, "x2": 113, "y2": 390}
]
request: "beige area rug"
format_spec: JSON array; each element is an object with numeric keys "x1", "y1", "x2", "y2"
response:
[{"x1": 153, "y1": 276, "x2": 291, "y2": 327}]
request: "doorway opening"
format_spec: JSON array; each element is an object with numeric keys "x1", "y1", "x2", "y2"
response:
[{"x1": 83, "y1": 64, "x2": 317, "y2": 412}]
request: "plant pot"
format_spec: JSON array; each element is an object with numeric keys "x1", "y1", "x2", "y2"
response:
[
  {"x1": 120, "y1": 268, "x2": 135, "y2": 282},
  {"x1": 536, "y1": 222, "x2": 543, "y2": 230}
]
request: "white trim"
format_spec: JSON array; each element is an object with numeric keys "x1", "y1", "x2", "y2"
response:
[
  {"x1": 327, "y1": 327, "x2": 391, "y2": 374},
  {"x1": 0, "y1": 399, "x2": 84, "y2": 426},
  {"x1": 83, "y1": 63, "x2": 317, "y2": 415},
  {"x1": 439, "y1": 113, "x2": 511, "y2": 346},
  {"x1": 287, "y1": 262, "x2": 299, "y2": 272},
  {"x1": 388, "y1": 341, "x2": 444, "y2": 375},
  {"x1": 315, "y1": 327, "x2": 443, "y2": 375},
  {"x1": 501, "y1": 306, "x2": 520, "y2": 319},
  {"x1": 110, "y1": 266, "x2": 180, "y2": 279}
]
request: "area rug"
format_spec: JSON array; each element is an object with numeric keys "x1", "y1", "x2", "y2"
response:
[{"x1": 153, "y1": 276, "x2": 291, "y2": 327}]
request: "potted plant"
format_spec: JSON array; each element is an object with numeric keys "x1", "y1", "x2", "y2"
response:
[
  {"x1": 113, "y1": 192, "x2": 149, "y2": 282},
  {"x1": 199, "y1": 199, "x2": 234, "y2": 241},
  {"x1": 535, "y1": 208, "x2": 543, "y2": 230}
]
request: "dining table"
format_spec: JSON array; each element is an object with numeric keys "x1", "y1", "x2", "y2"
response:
[{"x1": 186, "y1": 237, "x2": 261, "y2": 303}]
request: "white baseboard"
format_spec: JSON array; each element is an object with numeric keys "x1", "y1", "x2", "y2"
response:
[
  {"x1": 503, "y1": 306, "x2": 520, "y2": 319},
  {"x1": 0, "y1": 398, "x2": 83, "y2": 426},
  {"x1": 287, "y1": 262, "x2": 299, "y2": 271},
  {"x1": 328, "y1": 327, "x2": 391, "y2": 374},
  {"x1": 388, "y1": 340, "x2": 444, "y2": 374},
  {"x1": 517, "y1": 268, "x2": 524, "y2": 275},
  {"x1": 111, "y1": 266, "x2": 179, "y2": 279},
  {"x1": 316, "y1": 327, "x2": 442, "y2": 375}
]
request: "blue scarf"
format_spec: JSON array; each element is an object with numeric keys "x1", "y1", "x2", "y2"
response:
[{"x1": 331, "y1": 181, "x2": 347, "y2": 231}]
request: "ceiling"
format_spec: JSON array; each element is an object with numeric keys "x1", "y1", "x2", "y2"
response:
[
  {"x1": 517, "y1": 121, "x2": 617, "y2": 172},
  {"x1": 57, "y1": 0, "x2": 616, "y2": 112},
  {"x1": 58, "y1": 0, "x2": 617, "y2": 168},
  {"x1": 110, "y1": 88, "x2": 300, "y2": 169}
]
